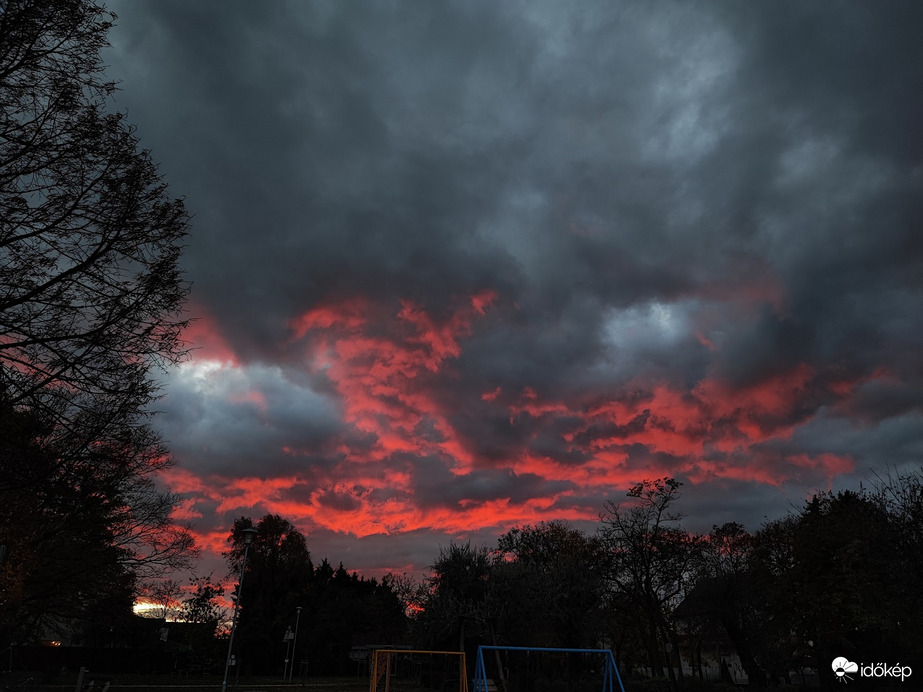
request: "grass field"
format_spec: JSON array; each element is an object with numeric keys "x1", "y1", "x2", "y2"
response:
[{"x1": 1, "y1": 673, "x2": 375, "y2": 692}]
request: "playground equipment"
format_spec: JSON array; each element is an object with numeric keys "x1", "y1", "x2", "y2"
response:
[
  {"x1": 473, "y1": 646, "x2": 625, "y2": 692},
  {"x1": 369, "y1": 648, "x2": 468, "y2": 692}
]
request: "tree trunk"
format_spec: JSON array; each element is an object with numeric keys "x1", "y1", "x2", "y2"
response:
[
  {"x1": 646, "y1": 611, "x2": 663, "y2": 678},
  {"x1": 722, "y1": 617, "x2": 767, "y2": 689},
  {"x1": 667, "y1": 625, "x2": 684, "y2": 687}
]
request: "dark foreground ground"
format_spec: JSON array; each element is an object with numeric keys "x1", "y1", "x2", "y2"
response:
[
  {"x1": 3, "y1": 670, "x2": 834, "y2": 692},
  {"x1": 0, "y1": 672, "x2": 374, "y2": 692}
]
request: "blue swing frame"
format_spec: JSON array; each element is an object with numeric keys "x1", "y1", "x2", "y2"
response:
[{"x1": 473, "y1": 645, "x2": 625, "y2": 692}]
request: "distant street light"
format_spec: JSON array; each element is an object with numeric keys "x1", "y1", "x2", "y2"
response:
[
  {"x1": 221, "y1": 527, "x2": 258, "y2": 692},
  {"x1": 289, "y1": 606, "x2": 303, "y2": 683}
]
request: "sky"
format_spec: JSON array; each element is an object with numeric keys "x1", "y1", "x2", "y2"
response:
[{"x1": 102, "y1": 0, "x2": 923, "y2": 580}]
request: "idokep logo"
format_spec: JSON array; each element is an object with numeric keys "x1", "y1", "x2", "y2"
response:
[
  {"x1": 832, "y1": 657, "x2": 913, "y2": 684},
  {"x1": 832, "y1": 658, "x2": 858, "y2": 683}
]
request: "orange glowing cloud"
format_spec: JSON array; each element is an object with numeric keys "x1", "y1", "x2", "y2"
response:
[
  {"x1": 512, "y1": 451, "x2": 633, "y2": 489},
  {"x1": 499, "y1": 361, "x2": 847, "y2": 489},
  {"x1": 509, "y1": 387, "x2": 575, "y2": 421},
  {"x1": 692, "y1": 363, "x2": 815, "y2": 441},
  {"x1": 182, "y1": 305, "x2": 240, "y2": 365},
  {"x1": 686, "y1": 451, "x2": 854, "y2": 488},
  {"x1": 162, "y1": 287, "x2": 875, "y2": 577},
  {"x1": 171, "y1": 498, "x2": 204, "y2": 521},
  {"x1": 162, "y1": 466, "x2": 212, "y2": 495},
  {"x1": 193, "y1": 527, "x2": 235, "y2": 555},
  {"x1": 482, "y1": 386, "x2": 502, "y2": 402},
  {"x1": 295, "y1": 487, "x2": 595, "y2": 538},
  {"x1": 288, "y1": 293, "x2": 494, "y2": 473},
  {"x1": 215, "y1": 475, "x2": 300, "y2": 514},
  {"x1": 288, "y1": 297, "x2": 368, "y2": 341}
]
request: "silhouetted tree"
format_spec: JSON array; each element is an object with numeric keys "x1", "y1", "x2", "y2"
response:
[
  {"x1": 226, "y1": 515, "x2": 313, "y2": 674},
  {"x1": 0, "y1": 398, "x2": 135, "y2": 643},
  {"x1": 599, "y1": 478, "x2": 703, "y2": 683},
  {"x1": 180, "y1": 575, "x2": 225, "y2": 662},
  {"x1": 0, "y1": 0, "x2": 189, "y2": 430},
  {"x1": 307, "y1": 561, "x2": 406, "y2": 675},
  {"x1": 138, "y1": 578, "x2": 183, "y2": 620},
  {"x1": 752, "y1": 489, "x2": 913, "y2": 690},
  {"x1": 682, "y1": 522, "x2": 768, "y2": 688},
  {"x1": 383, "y1": 571, "x2": 428, "y2": 619},
  {"x1": 494, "y1": 520, "x2": 608, "y2": 648},
  {"x1": 224, "y1": 515, "x2": 408, "y2": 676},
  {"x1": 364, "y1": 574, "x2": 409, "y2": 643},
  {"x1": 182, "y1": 575, "x2": 225, "y2": 630},
  {"x1": 417, "y1": 542, "x2": 496, "y2": 653},
  {"x1": 0, "y1": 0, "x2": 195, "y2": 641},
  {"x1": 869, "y1": 467, "x2": 923, "y2": 637}
]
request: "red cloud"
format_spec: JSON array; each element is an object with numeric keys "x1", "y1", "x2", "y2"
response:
[
  {"x1": 162, "y1": 466, "x2": 212, "y2": 495},
  {"x1": 215, "y1": 476, "x2": 299, "y2": 514},
  {"x1": 290, "y1": 294, "x2": 493, "y2": 473},
  {"x1": 166, "y1": 290, "x2": 872, "y2": 574},
  {"x1": 171, "y1": 498, "x2": 204, "y2": 521},
  {"x1": 288, "y1": 297, "x2": 368, "y2": 341},
  {"x1": 482, "y1": 386, "x2": 502, "y2": 402},
  {"x1": 503, "y1": 362, "x2": 850, "y2": 487},
  {"x1": 182, "y1": 304, "x2": 240, "y2": 365}
]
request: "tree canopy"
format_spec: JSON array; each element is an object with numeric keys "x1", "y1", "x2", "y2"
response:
[
  {"x1": 224, "y1": 514, "x2": 406, "y2": 676},
  {"x1": 0, "y1": 0, "x2": 189, "y2": 424},
  {"x1": 0, "y1": 0, "x2": 194, "y2": 643}
]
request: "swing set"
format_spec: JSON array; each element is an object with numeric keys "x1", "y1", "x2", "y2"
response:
[{"x1": 473, "y1": 646, "x2": 625, "y2": 692}]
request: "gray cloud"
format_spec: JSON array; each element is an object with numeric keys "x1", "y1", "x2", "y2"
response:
[{"x1": 105, "y1": 0, "x2": 923, "y2": 575}]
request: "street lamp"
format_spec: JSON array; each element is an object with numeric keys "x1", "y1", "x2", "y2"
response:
[
  {"x1": 221, "y1": 527, "x2": 258, "y2": 692},
  {"x1": 282, "y1": 626, "x2": 293, "y2": 682},
  {"x1": 288, "y1": 606, "x2": 303, "y2": 683}
]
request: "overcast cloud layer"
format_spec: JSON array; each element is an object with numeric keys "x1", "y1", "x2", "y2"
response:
[{"x1": 104, "y1": 0, "x2": 923, "y2": 577}]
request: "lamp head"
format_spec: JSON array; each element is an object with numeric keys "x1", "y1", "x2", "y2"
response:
[{"x1": 241, "y1": 527, "x2": 258, "y2": 545}]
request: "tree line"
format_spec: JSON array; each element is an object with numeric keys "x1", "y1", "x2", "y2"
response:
[
  {"x1": 403, "y1": 474, "x2": 922, "y2": 690},
  {"x1": 210, "y1": 472, "x2": 919, "y2": 690},
  {"x1": 214, "y1": 515, "x2": 406, "y2": 677}
]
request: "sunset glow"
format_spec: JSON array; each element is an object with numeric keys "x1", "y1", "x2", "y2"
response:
[
  {"x1": 102, "y1": 0, "x2": 923, "y2": 577},
  {"x1": 159, "y1": 292, "x2": 874, "y2": 573}
]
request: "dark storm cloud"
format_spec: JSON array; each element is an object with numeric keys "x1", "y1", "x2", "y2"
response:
[
  {"x1": 696, "y1": 1, "x2": 923, "y2": 393},
  {"x1": 108, "y1": 0, "x2": 923, "y2": 351},
  {"x1": 104, "y1": 0, "x2": 923, "y2": 573},
  {"x1": 153, "y1": 362, "x2": 344, "y2": 477},
  {"x1": 674, "y1": 478, "x2": 796, "y2": 536},
  {"x1": 571, "y1": 412, "x2": 652, "y2": 448},
  {"x1": 409, "y1": 456, "x2": 576, "y2": 510},
  {"x1": 109, "y1": 1, "x2": 533, "y2": 347}
]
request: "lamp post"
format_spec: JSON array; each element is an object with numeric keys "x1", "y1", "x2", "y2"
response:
[
  {"x1": 288, "y1": 606, "x2": 303, "y2": 683},
  {"x1": 221, "y1": 527, "x2": 257, "y2": 692},
  {"x1": 282, "y1": 626, "x2": 293, "y2": 681}
]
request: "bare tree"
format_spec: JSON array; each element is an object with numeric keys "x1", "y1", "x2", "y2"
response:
[
  {"x1": 599, "y1": 478, "x2": 703, "y2": 683},
  {"x1": 0, "y1": 0, "x2": 189, "y2": 463},
  {"x1": 138, "y1": 578, "x2": 184, "y2": 621},
  {"x1": 0, "y1": 0, "x2": 189, "y2": 410},
  {"x1": 0, "y1": 0, "x2": 196, "y2": 638}
]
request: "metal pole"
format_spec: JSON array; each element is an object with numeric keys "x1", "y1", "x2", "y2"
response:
[
  {"x1": 221, "y1": 527, "x2": 257, "y2": 692},
  {"x1": 283, "y1": 627, "x2": 293, "y2": 682},
  {"x1": 288, "y1": 606, "x2": 303, "y2": 683}
]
